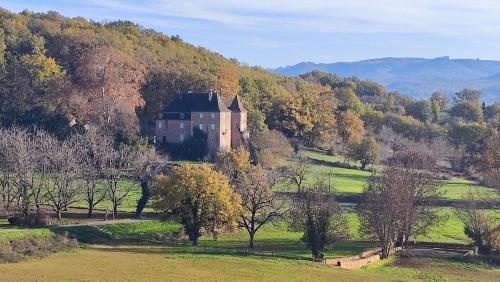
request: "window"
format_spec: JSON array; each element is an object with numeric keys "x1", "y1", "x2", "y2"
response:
[
  {"x1": 179, "y1": 134, "x2": 184, "y2": 142},
  {"x1": 157, "y1": 121, "x2": 163, "y2": 129},
  {"x1": 162, "y1": 136, "x2": 166, "y2": 143},
  {"x1": 180, "y1": 122, "x2": 184, "y2": 129},
  {"x1": 200, "y1": 113, "x2": 203, "y2": 118},
  {"x1": 211, "y1": 124, "x2": 215, "y2": 130},
  {"x1": 211, "y1": 113, "x2": 215, "y2": 118},
  {"x1": 199, "y1": 124, "x2": 203, "y2": 130}
]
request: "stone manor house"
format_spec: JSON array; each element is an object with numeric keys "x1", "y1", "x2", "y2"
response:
[{"x1": 155, "y1": 92, "x2": 249, "y2": 156}]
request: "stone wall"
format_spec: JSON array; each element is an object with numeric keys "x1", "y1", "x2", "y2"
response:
[{"x1": 326, "y1": 247, "x2": 402, "y2": 270}]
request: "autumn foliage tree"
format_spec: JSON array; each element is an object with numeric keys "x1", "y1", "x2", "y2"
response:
[
  {"x1": 152, "y1": 164, "x2": 241, "y2": 245},
  {"x1": 474, "y1": 124, "x2": 500, "y2": 191},
  {"x1": 347, "y1": 136, "x2": 380, "y2": 170},
  {"x1": 71, "y1": 46, "x2": 146, "y2": 134},
  {"x1": 336, "y1": 110, "x2": 365, "y2": 155}
]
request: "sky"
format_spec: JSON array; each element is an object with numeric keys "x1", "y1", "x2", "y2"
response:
[{"x1": 2, "y1": 0, "x2": 500, "y2": 68}]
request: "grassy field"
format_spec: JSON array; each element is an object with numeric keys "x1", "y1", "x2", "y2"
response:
[
  {"x1": 0, "y1": 246, "x2": 406, "y2": 282},
  {"x1": 277, "y1": 150, "x2": 499, "y2": 201},
  {"x1": 1, "y1": 150, "x2": 498, "y2": 281},
  {"x1": 0, "y1": 245, "x2": 498, "y2": 282},
  {"x1": 0, "y1": 219, "x2": 54, "y2": 240}
]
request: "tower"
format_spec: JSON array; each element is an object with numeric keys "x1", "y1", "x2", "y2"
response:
[{"x1": 229, "y1": 95, "x2": 249, "y2": 149}]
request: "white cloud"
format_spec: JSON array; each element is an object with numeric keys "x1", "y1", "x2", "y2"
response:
[{"x1": 85, "y1": 0, "x2": 500, "y2": 36}]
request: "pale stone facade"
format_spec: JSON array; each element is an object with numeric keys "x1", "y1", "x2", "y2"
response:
[{"x1": 155, "y1": 92, "x2": 248, "y2": 156}]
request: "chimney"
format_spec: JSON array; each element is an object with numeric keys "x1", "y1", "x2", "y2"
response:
[{"x1": 208, "y1": 91, "x2": 213, "y2": 101}]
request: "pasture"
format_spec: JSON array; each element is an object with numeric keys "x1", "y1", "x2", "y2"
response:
[{"x1": 1, "y1": 150, "x2": 498, "y2": 281}]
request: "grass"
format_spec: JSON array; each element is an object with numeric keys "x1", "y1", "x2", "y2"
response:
[
  {"x1": 100, "y1": 221, "x2": 182, "y2": 241},
  {"x1": 440, "y1": 177, "x2": 498, "y2": 201},
  {"x1": 277, "y1": 149, "x2": 498, "y2": 201},
  {"x1": 0, "y1": 246, "x2": 402, "y2": 282},
  {"x1": 364, "y1": 256, "x2": 500, "y2": 282},
  {"x1": 0, "y1": 219, "x2": 53, "y2": 240}
]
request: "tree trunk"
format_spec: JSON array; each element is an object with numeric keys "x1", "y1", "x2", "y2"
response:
[
  {"x1": 87, "y1": 206, "x2": 93, "y2": 218},
  {"x1": 112, "y1": 204, "x2": 117, "y2": 220},
  {"x1": 249, "y1": 232, "x2": 255, "y2": 248},
  {"x1": 57, "y1": 210, "x2": 62, "y2": 221}
]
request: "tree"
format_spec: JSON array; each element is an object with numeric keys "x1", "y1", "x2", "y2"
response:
[
  {"x1": 45, "y1": 138, "x2": 80, "y2": 220},
  {"x1": 236, "y1": 165, "x2": 286, "y2": 248},
  {"x1": 73, "y1": 128, "x2": 114, "y2": 218},
  {"x1": 405, "y1": 101, "x2": 432, "y2": 123},
  {"x1": 388, "y1": 147, "x2": 443, "y2": 248},
  {"x1": 430, "y1": 92, "x2": 449, "y2": 111},
  {"x1": 103, "y1": 145, "x2": 137, "y2": 218},
  {"x1": 283, "y1": 153, "x2": 310, "y2": 192},
  {"x1": 134, "y1": 145, "x2": 166, "y2": 218},
  {"x1": 359, "y1": 146, "x2": 443, "y2": 257},
  {"x1": 347, "y1": 136, "x2": 380, "y2": 170},
  {"x1": 215, "y1": 67, "x2": 239, "y2": 98},
  {"x1": 335, "y1": 88, "x2": 365, "y2": 115},
  {"x1": 454, "y1": 88, "x2": 481, "y2": 103},
  {"x1": 71, "y1": 46, "x2": 146, "y2": 135},
  {"x1": 358, "y1": 173, "x2": 402, "y2": 258},
  {"x1": 447, "y1": 122, "x2": 487, "y2": 171},
  {"x1": 251, "y1": 130, "x2": 292, "y2": 169},
  {"x1": 474, "y1": 125, "x2": 500, "y2": 191},
  {"x1": 152, "y1": 164, "x2": 241, "y2": 245},
  {"x1": 456, "y1": 191, "x2": 500, "y2": 255},
  {"x1": 214, "y1": 147, "x2": 251, "y2": 185},
  {"x1": 450, "y1": 101, "x2": 483, "y2": 122},
  {"x1": 290, "y1": 181, "x2": 348, "y2": 260},
  {"x1": 336, "y1": 110, "x2": 365, "y2": 155},
  {"x1": 484, "y1": 102, "x2": 500, "y2": 122},
  {"x1": 431, "y1": 99, "x2": 440, "y2": 122}
]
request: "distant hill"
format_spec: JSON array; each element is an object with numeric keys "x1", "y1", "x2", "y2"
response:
[{"x1": 270, "y1": 57, "x2": 500, "y2": 103}]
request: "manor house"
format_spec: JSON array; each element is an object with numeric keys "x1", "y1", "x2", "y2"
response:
[{"x1": 155, "y1": 92, "x2": 249, "y2": 155}]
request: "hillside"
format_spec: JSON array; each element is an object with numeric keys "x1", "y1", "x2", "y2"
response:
[{"x1": 270, "y1": 56, "x2": 500, "y2": 103}]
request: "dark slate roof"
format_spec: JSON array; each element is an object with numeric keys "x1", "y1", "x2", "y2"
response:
[
  {"x1": 228, "y1": 95, "x2": 247, "y2": 112},
  {"x1": 163, "y1": 92, "x2": 230, "y2": 113}
]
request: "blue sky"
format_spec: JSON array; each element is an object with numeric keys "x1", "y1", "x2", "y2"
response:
[{"x1": 2, "y1": 0, "x2": 500, "y2": 68}]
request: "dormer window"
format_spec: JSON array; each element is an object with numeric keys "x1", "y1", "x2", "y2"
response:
[{"x1": 200, "y1": 113, "x2": 203, "y2": 118}]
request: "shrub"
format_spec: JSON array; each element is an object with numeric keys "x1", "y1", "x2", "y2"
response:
[
  {"x1": 0, "y1": 234, "x2": 78, "y2": 263},
  {"x1": 8, "y1": 212, "x2": 51, "y2": 227}
]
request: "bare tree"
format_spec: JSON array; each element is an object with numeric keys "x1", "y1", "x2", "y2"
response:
[
  {"x1": 7, "y1": 128, "x2": 37, "y2": 220},
  {"x1": 389, "y1": 147, "x2": 443, "y2": 248},
  {"x1": 359, "y1": 145, "x2": 443, "y2": 257},
  {"x1": 32, "y1": 130, "x2": 58, "y2": 213},
  {"x1": 0, "y1": 128, "x2": 19, "y2": 213},
  {"x1": 104, "y1": 145, "x2": 137, "y2": 219},
  {"x1": 456, "y1": 190, "x2": 500, "y2": 255},
  {"x1": 236, "y1": 165, "x2": 287, "y2": 248},
  {"x1": 73, "y1": 128, "x2": 114, "y2": 218},
  {"x1": 358, "y1": 174, "x2": 402, "y2": 259},
  {"x1": 45, "y1": 138, "x2": 80, "y2": 220},
  {"x1": 283, "y1": 153, "x2": 310, "y2": 192},
  {"x1": 290, "y1": 180, "x2": 348, "y2": 260}
]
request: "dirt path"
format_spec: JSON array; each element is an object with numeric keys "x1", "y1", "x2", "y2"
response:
[{"x1": 56, "y1": 218, "x2": 154, "y2": 227}]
